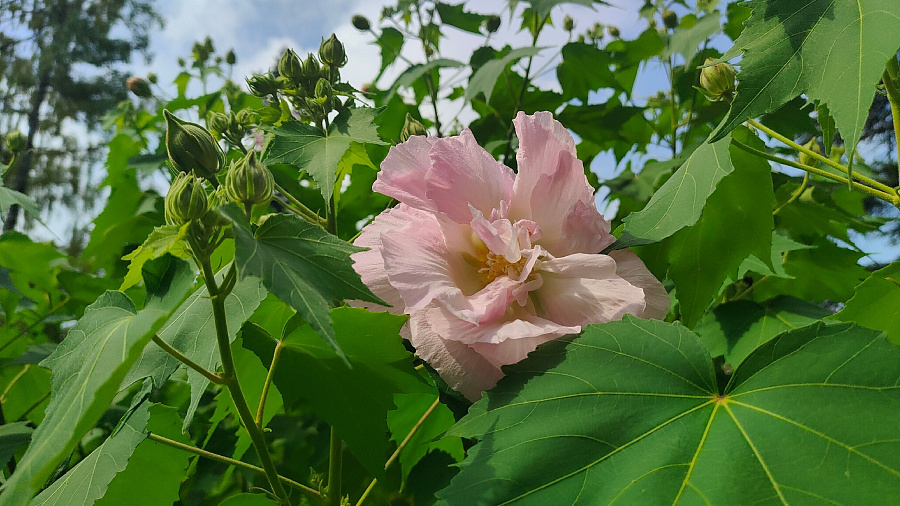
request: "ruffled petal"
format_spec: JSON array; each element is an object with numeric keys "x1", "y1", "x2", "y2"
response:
[
  {"x1": 373, "y1": 136, "x2": 439, "y2": 211},
  {"x1": 350, "y1": 205, "x2": 419, "y2": 313},
  {"x1": 426, "y1": 130, "x2": 514, "y2": 223},
  {"x1": 537, "y1": 253, "x2": 646, "y2": 327},
  {"x1": 609, "y1": 249, "x2": 670, "y2": 319},
  {"x1": 468, "y1": 315, "x2": 576, "y2": 369},
  {"x1": 408, "y1": 308, "x2": 503, "y2": 402},
  {"x1": 509, "y1": 111, "x2": 577, "y2": 219}
]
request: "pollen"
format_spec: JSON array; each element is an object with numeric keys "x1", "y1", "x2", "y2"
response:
[{"x1": 478, "y1": 252, "x2": 527, "y2": 283}]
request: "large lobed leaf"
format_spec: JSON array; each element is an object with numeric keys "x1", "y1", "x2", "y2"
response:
[
  {"x1": 438, "y1": 317, "x2": 900, "y2": 505},
  {"x1": 264, "y1": 107, "x2": 386, "y2": 203},
  {"x1": 710, "y1": 0, "x2": 900, "y2": 154},
  {"x1": 0, "y1": 259, "x2": 193, "y2": 505},
  {"x1": 223, "y1": 206, "x2": 385, "y2": 361},
  {"x1": 834, "y1": 261, "x2": 900, "y2": 343}
]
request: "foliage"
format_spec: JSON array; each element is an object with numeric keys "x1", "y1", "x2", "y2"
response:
[{"x1": 1, "y1": 0, "x2": 899, "y2": 504}]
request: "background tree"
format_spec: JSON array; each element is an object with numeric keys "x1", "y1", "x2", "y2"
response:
[{"x1": 0, "y1": 0, "x2": 162, "y2": 240}]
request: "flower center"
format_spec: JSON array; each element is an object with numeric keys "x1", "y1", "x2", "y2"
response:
[{"x1": 478, "y1": 251, "x2": 527, "y2": 284}]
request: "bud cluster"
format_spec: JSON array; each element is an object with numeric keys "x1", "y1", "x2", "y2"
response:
[
  {"x1": 4, "y1": 130, "x2": 26, "y2": 154},
  {"x1": 208, "y1": 109, "x2": 259, "y2": 146}
]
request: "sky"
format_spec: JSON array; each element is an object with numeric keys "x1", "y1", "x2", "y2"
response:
[{"x1": 124, "y1": 0, "x2": 899, "y2": 263}]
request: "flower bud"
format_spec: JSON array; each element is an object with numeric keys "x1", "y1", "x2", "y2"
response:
[
  {"x1": 608, "y1": 26, "x2": 620, "y2": 38},
  {"x1": 278, "y1": 48, "x2": 304, "y2": 82},
  {"x1": 319, "y1": 34, "x2": 347, "y2": 67},
  {"x1": 126, "y1": 76, "x2": 152, "y2": 98},
  {"x1": 165, "y1": 172, "x2": 208, "y2": 226},
  {"x1": 563, "y1": 15, "x2": 574, "y2": 32},
  {"x1": 699, "y1": 58, "x2": 736, "y2": 101},
  {"x1": 798, "y1": 138, "x2": 821, "y2": 168},
  {"x1": 236, "y1": 109, "x2": 259, "y2": 127},
  {"x1": 207, "y1": 111, "x2": 230, "y2": 133},
  {"x1": 246, "y1": 73, "x2": 280, "y2": 97},
  {"x1": 400, "y1": 113, "x2": 427, "y2": 141},
  {"x1": 225, "y1": 49, "x2": 236, "y2": 65},
  {"x1": 303, "y1": 53, "x2": 321, "y2": 80},
  {"x1": 314, "y1": 78, "x2": 332, "y2": 100},
  {"x1": 177, "y1": 57, "x2": 186, "y2": 67},
  {"x1": 164, "y1": 110, "x2": 223, "y2": 179},
  {"x1": 147, "y1": 73, "x2": 158, "y2": 84},
  {"x1": 352, "y1": 14, "x2": 370, "y2": 31},
  {"x1": 225, "y1": 151, "x2": 274, "y2": 206},
  {"x1": 662, "y1": 9, "x2": 678, "y2": 29},
  {"x1": 486, "y1": 15, "x2": 501, "y2": 33},
  {"x1": 5, "y1": 130, "x2": 26, "y2": 154}
]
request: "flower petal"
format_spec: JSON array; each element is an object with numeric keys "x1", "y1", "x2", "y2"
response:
[
  {"x1": 350, "y1": 205, "x2": 419, "y2": 313},
  {"x1": 409, "y1": 308, "x2": 503, "y2": 402},
  {"x1": 510, "y1": 111, "x2": 577, "y2": 218},
  {"x1": 373, "y1": 135, "x2": 439, "y2": 211},
  {"x1": 609, "y1": 249, "x2": 670, "y2": 319},
  {"x1": 537, "y1": 253, "x2": 646, "y2": 327},
  {"x1": 425, "y1": 130, "x2": 514, "y2": 223}
]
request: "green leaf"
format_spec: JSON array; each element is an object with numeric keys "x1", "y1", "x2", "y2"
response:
[
  {"x1": 710, "y1": 0, "x2": 900, "y2": 154},
  {"x1": 556, "y1": 43, "x2": 619, "y2": 102},
  {"x1": 0, "y1": 422, "x2": 33, "y2": 469},
  {"x1": 520, "y1": 0, "x2": 603, "y2": 18},
  {"x1": 833, "y1": 262, "x2": 900, "y2": 343},
  {"x1": 660, "y1": 12, "x2": 720, "y2": 61},
  {"x1": 694, "y1": 296, "x2": 831, "y2": 366},
  {"x1": 738, "y1": 232, "x2": 812, "y2": 279},
  {"x1": 387, "y1": 59, "x2": 464, "y2": 103},
  {"x1": 621, "y1": 133, "x2": 733, "y2": 245},
  {"x1": 264, "y1": 107, "x2": 387, "y2": 203},
  {"x1": 376, "y1": 27, "x2": 405, "y2": 76},
  {"x1": 644, "y1": 132, "x2": 774, "y2": 327},
  {"x1": 32, "y1": 401, "x2": 152, "y2": 506},
  {"x1": 0, "y1": 185, "x2": 43, "y2": 225},
  {"x1": 815, "y1": 101, "x2": 836, "y2": 155},
  {"x1": 0, "y1": 259, "x2": 193, "y2": 504},
  {"x1": 435, "y1": 3, "x2": 491, "y2": 34},
  {"x1": 467, "y1": 46, "x2": 544, "y2": 104},
  {"x1": 119, "y1": 224, "x2": 190, "y2": 290},
  {"x1": 439, "y1": 317, "x2": 900, "y2": 505},
  {"x1": 388, "y1": 386, "x2": 465, "y2": 482},
  {"x1": 124, "y1": 273, "x2": 266, "y2": 430},
  {"x1": 223, "y1": 207, "x2": 385, "y2": 361},
  {"x1": 245, "y1": 307, "x2": 429, "y2": 479}
]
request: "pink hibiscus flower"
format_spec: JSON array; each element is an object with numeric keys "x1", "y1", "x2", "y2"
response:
[{"x1": 352, "y1": 111, "x2": 669, "y2": 401}]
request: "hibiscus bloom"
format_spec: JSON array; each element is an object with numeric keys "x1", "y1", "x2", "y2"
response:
[{"x1": 352, "y1": 111, "x2": 669, "y2": 401}]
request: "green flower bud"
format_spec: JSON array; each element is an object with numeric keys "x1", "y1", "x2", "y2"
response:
[
  {"x1": 699, "y1": 58, "x2": 737, "y2": 101},
  {"x1": 303, "y1": 53, "x2": 321, "y2": 80},
  {"x1": 486, "y1": 15, "x2": 501, "y2": 33},
  {"x1": 235, "y1": 109, "x2": 259, "y2": 127},
  {"x1": 662, "y1": 9, "x2": 678, "y2": 29},
  {"x1": 319, "y1": 63, "x2": 340, "y2": 82},
  {"x1": 798, "y1": 138, "x2": 821, "y2": 168},
  {"x1": 165, "y1": 172, "x2": 208, "y2": 226},
  {"x1": 225, "y1": 151, "x2": 274, "y2": 206},
  {"x1": 201, "y1": 186, "x2": 230, "y2": 228},
  {"x1": 4, "y1": 130, "x2": 26, "y2": 154},
  {"x1": 225, "y1": 49, "x2": 236, "y2": 65},
  {"x1": 608, "y1": 25, "x2": 620, "y2": 38},
  {"x1": 318, "y1": 34, "x2": 347, "y2": 67},
  {"x1": 207, "y1": 111, "x2": 230, "y2": 133},
  {"x1": 352, "y1": 14, "x2": 370, "y2": 31},
  {"x1": 177, "y1": 57, "x2": 186, "y2": 67},
  {"x1": 563, "y1": 15, "x2": 574, "y2": 32},
  {"x1": 164, "y1": 110, "x2": 223, "y2": 179},
  {"x1": 314, "y1": 78, "x2": 332, "y2": 100},
  {"x1": 400, "y1": 113, "x2": 427, "y2": 141},
  {"x1": 246, "y1": 73, "x2": 280, "y2": 97},
  {"x1": 278, "y1": 48, "x2": 304, "y2": 82},
  {"x1": 126, "y1": 76, "x2": 152, "y2": 98},
  {"x1": 147, "y1": 72, "x2": 158, "y2": 84}
]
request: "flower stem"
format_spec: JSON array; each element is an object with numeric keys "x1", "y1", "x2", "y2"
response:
[
  {"x1": 747, "y1": 118, "x2": 898, "y2": 197},
  {"x1": 772, "y1": 172, "x2": 808, "y2": 216},
  {"x1": 151, "y1": 334, "x2": 226, "y2": 385},
  {"x1": 256, "y1": 340, "x2": 283, "y2": 427},
  {"x1": 146, "y1": 433, "x2": 323, "y2": 501},
  {"x1": 882, "y1": 58, "x2": 900, "y2": 180},
  {"x1": 355, "y1": 397, "x2": 441, "y2": 506},
  {"x1": 731, "y1": 138, "x2": 898, "y2": 204},
  {"x1": 328, "y1": 427, "x2": 343, "y2": 506},
  {"x1": 274, "y1": 182, "x2": 327, "y2": 226}
]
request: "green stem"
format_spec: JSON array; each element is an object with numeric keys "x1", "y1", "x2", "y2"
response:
[
  {"x1": 328, "y1": 427, "x2": 343, "y2": 506},
  {"x1": 747, "y1": 119, "x2": 898, "y2": 197},
  {"x1": 668, "y1": 56, "x2": 678, "y2": 157},
  {"x1": 198, "y1": 255, "x2": 290, "y2": 504},
  {"x1": 731, "y1": 138, "x2": 898, "y2": 204},
  {"x1": 772, "y1": 172, "x2": 808, "y2": 216},
  {"x1": 256, "y1": 341, "x2": 283, "y2": 427},
  {"x1": 152, "y1": 334, "x2": 226, "y2": 384},
  {"x1": 274, "y1": 182, "x2": 327, "y2": 226},
  {"x1": 355, "y1": 398, "x2": 441, "y2": 506},
  {"x1": 882, "y1": 62, "x2": 900, "y2": 178},
  {"x1": 146, "y1": 433, "x2": 323, "y2": 501}
]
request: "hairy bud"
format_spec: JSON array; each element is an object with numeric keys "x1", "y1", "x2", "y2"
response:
[
  {"x1": 303, "y1": 53, "x2": 321, "y2": 80},
  {"x1": 236, "y1": 109, "x2": 259, "y2": 127},
  {"x1": 699, "y1": 58, "x2": 736, "y2": 101},
  {"x1": 315, "y1": 78, "x2": 333, "y2": 100},
  {"x1": 352, "y1": 14, "x2": 370, "y2": 31},
  {"x1": 246, "y1": 73, "x2": 280, "y2": 97},
  {"x1": 278, "y1": 48, "x2": 304, "y2": 83},
  {"x1": 225, "y1": 49, "x2": 236, "y2": 65},
  {"x1": 164, "y1": 110, "x2": 223, "y2": 179},
  {"x1": 662, "y1": 9, "x2": 678, "y2": 29},
  {"x1": 225, "y1": 151, "x2": 274, "y2": 206},
  {"x1": 319, "y1": 34, "x2": 347, "y2": 67},
  {"x1": 165, "y1": 172, "x2": 208, "y2": 226},
  {"x1": 126, "y1": 76, "x2": 152, "y2": 98},
  {"x1": 4, "y1": 130, "x2": 26, "y2": 154},
  {"x1": 486, "y1": 15, "x2": 501, "y2": 33},
  {"x1": 608, "y1": 26, "x2": 620, "y2": 38},
  {"x1": 400, "y1": 113, "x2": 427, "y2": 141},
  {"x1": 798, "y1": 138, "x2": 821, "y2": 168},
  {"x1": 563, "y1": 16, "x2": 574, "y2": 32}
]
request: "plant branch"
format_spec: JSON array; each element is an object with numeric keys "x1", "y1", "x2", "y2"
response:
[
  {"x1": 256, "y1": 341, "x2": 284, "y2": 427},
  {"x1": 151, "y1": 334, "x2": 226, "y2": 384},
  {"x1": 882, "y1": 61, "x2": 900, "y2": 178},
  {"x1": 328, "y1": 427, "x2": 343, "y2": 506},
  {"x1": 274, "y1": 182, "x2": 327, "y2": 226},
  {"x1": 146, "y1": 433, "x2": 322, "y2": 501},
  {"x1": 355, "y1": 397, "x2": 441, "y2": 506},
  {"x1": 772, "y1": 171, "x2": 808, "y2": 216}
]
